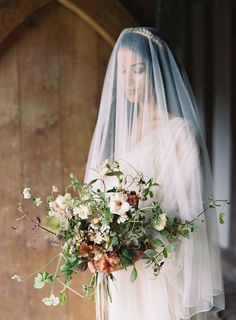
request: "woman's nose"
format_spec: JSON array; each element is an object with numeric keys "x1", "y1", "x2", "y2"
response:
[{"x1": 126, "y1": 70, "x2": 134, "y2": 87}]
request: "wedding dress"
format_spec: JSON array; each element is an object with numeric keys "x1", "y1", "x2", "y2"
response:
[
  {"x1": 84, "y1": 27, "x2": 225, "y2": 320},
  {"x1": 107, "y1": 117, "x2": 223, "y2": 320}
]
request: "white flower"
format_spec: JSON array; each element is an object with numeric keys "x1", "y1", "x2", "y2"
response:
[
  {"x1": 99, "y1": 159, "x2": 111, "y2": 176},
  {"x1": 55, "y1": 193, "x2": 72, "y2": 210},
  {"x1": 22, "y1": 187, "x2": 31, "y2": 199},
  {"x1": 59, "y1": 217, "x2": 69, "y2": 231},
  {"x1": 94, "y1": 232, "x2": 104, "y2": 244},
  {"x1": 99, "y1": 159, "x2": 119, "y2": 176},
  {"x1": 34, "y1": 197, "x2": 42, "y2": 207},
  {"x1": 48, "y1": 201, "x2": 63, "y2": 217},
  {"x1": 100, "y1": 224, "x2": 110, "y2": 234},
  {"x1": 154, "y1": 213, "x2": 167, "y2": 231},
  {"x1": 89, "y1": 223, "x2": 99, "y2": 232},
  {"x1": 52, "y1": 185, "x2": 59, "y2": 193},
  {"x1": 117, "y1": 214, "x2": 129, "y2": 224},
  {"x1": 73, "y1": 205, "x2": 91, "y2": 219},
  {"x1": 42, "y1": 294, "x2": 60, "y2": 306},
  {"x1": 109, "y1": 193, "x2": 130, "y2": 215},
  {"x1": 11, "y1": 274, "x2": 22, "y2": 282}
]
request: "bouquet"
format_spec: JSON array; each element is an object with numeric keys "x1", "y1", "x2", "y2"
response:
[{"x1": 12, "y1": 160, "x2": 227, "y2": 314}]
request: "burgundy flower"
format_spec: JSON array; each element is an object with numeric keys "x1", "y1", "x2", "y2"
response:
[
  {"x1": 79, "y1": 241, "x2": 99, "y2": 257},
  {"x1": 126, "y1": 191, "x2": 140, "y2": 208}
]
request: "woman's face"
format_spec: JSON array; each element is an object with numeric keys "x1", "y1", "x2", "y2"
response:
[{"x1": 117, "y1": 47, "x2": 146, "y2": 104}]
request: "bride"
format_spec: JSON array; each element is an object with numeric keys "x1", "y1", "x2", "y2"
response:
[{"x1": 84, "y1": 27, "x2": 225, "y2": 320}]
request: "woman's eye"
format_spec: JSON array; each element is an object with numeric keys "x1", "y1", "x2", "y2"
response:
[{"x1": 133, "y1": 66, "x2": 144, "y2": 74}]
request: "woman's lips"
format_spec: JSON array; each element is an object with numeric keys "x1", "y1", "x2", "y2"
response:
[{"x1": 126, "y1": 89, "x2": 135, "y2": 95}]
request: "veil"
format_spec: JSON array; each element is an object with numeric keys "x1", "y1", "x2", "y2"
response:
[{"x1": 84, "y1": 27, "x2": 225, "y2": 319}]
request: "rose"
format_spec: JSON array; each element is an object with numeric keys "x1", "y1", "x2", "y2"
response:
[
  {"x1": 73, "y1": 205, "x2": 91, "y2": 219},
  {"x1": 153, "y1": 213, "x2": 167, "y2": 231},
  {"x1": 109, "y1": 193, "x2": 130, "y2": 215}
]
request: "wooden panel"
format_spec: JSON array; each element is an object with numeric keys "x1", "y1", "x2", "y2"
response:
[
  {"x1": 16, "y1": 3, "x2": 66, "y2": 319},
  {"x1": 0, "y1": 38, "x2": 29, "y2": 318},
  {"x1": 58, "y1": 0, "x2": 137, "y2": 46},
  {"x1": 0, "y1": 0, "x2": 51, "y2": 44},
  {"x1": 57, "y1": 4, "x2": 111, "y2": 318},
  {"x1": 0, "y1": 0, "x2": 137, "y2": 47},
  {"x1": 0, "y1": 0, "x2": 130, "y2": 318}
]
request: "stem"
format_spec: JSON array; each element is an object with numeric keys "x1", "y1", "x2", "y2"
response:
[
  {"x1": 190, "y1": 206, "x2": 210, "y2": 224},
  {"x1": 18, "y1": 207, "x2": 57, "y2": 236},
  {"x1": 50, "y1": 253, "x2": 63, "y2": 294},
  {"x1": 56, "y1": 278, "x2": 86, "y2": 299},
  {"x1": 21, "y1": 253, "x2": 60, "y2": 281}
]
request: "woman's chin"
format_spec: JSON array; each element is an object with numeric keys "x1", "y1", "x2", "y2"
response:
[{"x1": 126, "y1": 95, "x2": 136, "y2": 103}]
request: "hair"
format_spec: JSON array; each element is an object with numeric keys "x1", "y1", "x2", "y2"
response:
[
  {"x1": 116, "y1": 29, "x2": 156, "y2": 105},
  {"x1": 116, "y1": 28, "x2": 190, "y2": 120}
]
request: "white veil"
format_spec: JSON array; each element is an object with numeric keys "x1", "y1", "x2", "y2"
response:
[{"x1": 84, "y1": 27, "x2": 224, "y2": 319}]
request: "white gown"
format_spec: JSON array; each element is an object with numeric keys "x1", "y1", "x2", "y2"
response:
[{"x1": 106, "y1": 117, "x2": 224, "y2": 320}]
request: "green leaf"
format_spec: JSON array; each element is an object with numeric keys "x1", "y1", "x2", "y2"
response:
[
  {"x1": 130, "y1": 266, "x2": 138, "y2": 282},
  {"x1": 160, "y1": 230, "x2": 172, "y2": 239},
  {"x1": 66, "y1": 256, "x2": 79, "y2": 268},
  {"x1": 163, "y1": 248, "x2": 168, "y2": 258},
  {"x1": 43, "y1": 216, "x2": 61, "y2": 233},
  {"x1": 33, "y1": 272, "x2": 53, "y2": 289},
  {"x1": 152, "y1": 183, "x2": 159, "y2": 187},
  {"x1": 61, "y1": 256, "x2": 79, "y2": 277},
  {"x1": 144, "y1": 249, "x2": 157, "y2": 257},
  {"x1": 120, "y1": 256, "x2": 131, "y2": 268},
  {"x1": 219, "y1": 212, "x2": 225, "y2": 224},
  {"x1": 59, "y1": 291, "x2": 67, "y2": 305},
  {"x1": 105, "y1": 171, "x2": 123, "y2": 177},
  {"x1": 208, "y1": 194, "x2": 213, "y2": 200},
  {"x1": 165, "y1": 244, "x2": 175, "y2": 253},
  {"x1": 122, "y1": 248, "x2": 133, "y2": 260},
  {"x1": 106, "y1": 187, "x2": 118, "y2": 193},
  {"x1": 150, "y1": 239, "x2": 164, "y2": 247},
  {"x1": 111, "y1": 236, "x2": 119, "y2": 246},
  {"x1": 156, "y1": 254, "x2": 163, "y2": 262},
  {"x1": 88, "y1": 179, "x2": 98, "y2": 186},
  {"x1": 61, "y1": 265, "x2": 73, "y2": 277},
  {"x1": 143, "y1": 259, "x2": 153, "y2": 268}
]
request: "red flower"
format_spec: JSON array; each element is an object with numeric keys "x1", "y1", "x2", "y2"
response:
[
  {"x1": 93, "y1": 253, "x2": 121, "y2": 274},
  {"x1": 79, "y1": 241, "x2": 99, "y2": 257}
]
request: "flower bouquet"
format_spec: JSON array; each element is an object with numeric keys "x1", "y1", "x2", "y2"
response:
[{"x1": 12, "y1": 160, "x2": 227, "y2": 317}]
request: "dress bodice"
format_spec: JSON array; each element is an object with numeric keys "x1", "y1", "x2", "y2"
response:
[{"x1": 118, "y1": 117, "x2": 201, "y2": 218}]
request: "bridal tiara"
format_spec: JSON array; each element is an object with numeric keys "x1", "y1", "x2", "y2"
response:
[{"x1": 125, "y1": 27, "x2": 164, "y2": 46}]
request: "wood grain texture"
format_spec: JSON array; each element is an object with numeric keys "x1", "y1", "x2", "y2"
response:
[
  {"x1": 16, "y1": 2, "x2": 66, "y2": 319},
  {"x1": 0, "y1": 0, "x2": 51, "y2": 44},
  {"x1": 58, "y1": 0, "x2": 137, "y2": 46},
  {"x1": 0, "y1": 0, "x2": 134, "y2": 318},
  {"x1": 57, "y1": 4, "x2": 111, "y2": 318},
  {"x1": 0, "y1": 34, "x2": 29, "y2": 318},
  {"x1": 0, "y1": 0, "x2": 137, "y2": 46}
]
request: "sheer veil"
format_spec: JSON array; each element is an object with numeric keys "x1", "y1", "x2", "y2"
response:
[{"x1": 84, "y1": 27, "x2": 224, "y2": 319}]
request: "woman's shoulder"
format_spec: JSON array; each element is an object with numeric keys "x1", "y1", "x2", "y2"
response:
[
  {"x1": 169, "y1": 115, "x2": 194, "y2": 133},
  {"x1": 168, "y1": 116, "x2": 197, "y2": 147},
  {"x1": 169, "y1": 115, "x2": 187, "y2": 126}
]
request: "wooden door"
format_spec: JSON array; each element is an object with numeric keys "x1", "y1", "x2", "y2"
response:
[{"x1": 0, "y1": 1, "x2": 136, "y2": 319}]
